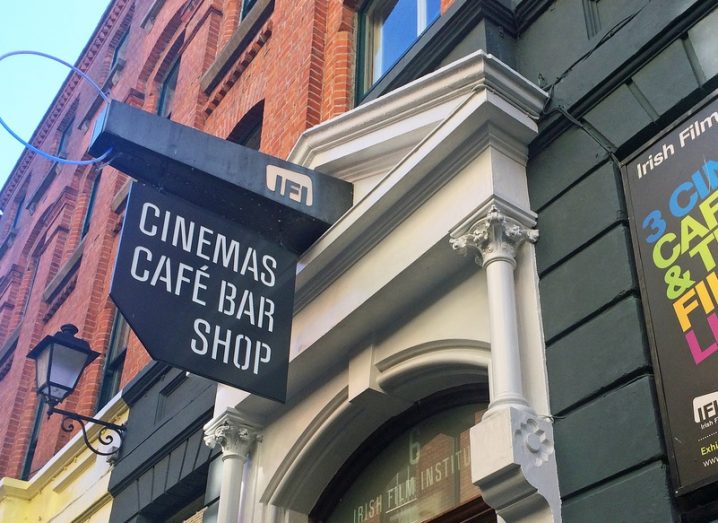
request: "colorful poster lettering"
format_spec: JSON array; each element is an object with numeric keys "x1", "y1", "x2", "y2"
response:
[{"x1": 625, "y1": 95, "x2": 718, "y2": 494}]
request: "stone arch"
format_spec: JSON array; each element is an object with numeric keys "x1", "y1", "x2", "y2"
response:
[{"x1": 260, "y1": 339, "x2": 490, "y2": 517}]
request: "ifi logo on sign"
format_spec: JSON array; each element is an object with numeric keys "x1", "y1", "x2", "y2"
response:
[
  {"x1": 694, "y1": 391, "x2": 718, "y2": 425},
  {"x1": 266, "y1": 165, "x2": 313, "y2": 206}
]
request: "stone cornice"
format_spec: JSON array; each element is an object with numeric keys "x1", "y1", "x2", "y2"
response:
[
  {"x1": 200, "y1": 0, "x2": 274, "y2": 94},
  {"x1": 290, "y1": 51, "x2": 547, "y2": 170},
  {"x1": 289, "y1": 52, "x2": 546, "y2": 311}
]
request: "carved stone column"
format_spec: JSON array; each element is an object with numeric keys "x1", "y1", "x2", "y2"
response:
[
  {"x1": 451, "y1": 202, "x2": 561, "y2": 523},
  {"x1": 451, "y1": 204, "x2": 538, "y2": 415},
  {"x1": 204, "y1": 408, "x2": 259, "y2": 523}
]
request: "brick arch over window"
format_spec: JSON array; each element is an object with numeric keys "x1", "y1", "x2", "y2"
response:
[
  {"x1": 135, "y1": 8, "x2": 185, "y2": 97},
  {"x1": 150, "y1": 32, "x2": 186, "y2": 117},
  {"x1": 100, "y1": 1, "x2": 135, "y2": 91},
  {"x1": 5, "y1": 178, "x2": 31, "y2": 236},
  {"x1": 0, "y1": 191, "x2": 78, "y2": 479},
  {"x1": 227, "y1": 99, "x2": 264, "y2": 149},
  {"x1": 19, "y1": 188, "x2": 76, "y2": 264},
  {"x1": 0, "y1": 266, "x2": 23, "y2": 346}
]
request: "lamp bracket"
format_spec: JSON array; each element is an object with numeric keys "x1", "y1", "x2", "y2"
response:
[{"x1": 48, "y1": 405, "x2": 126, "y2": 457}]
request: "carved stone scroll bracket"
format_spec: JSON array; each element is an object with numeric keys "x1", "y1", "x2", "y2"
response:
[{"x1": 471, "y1": 407, "x2": 561, "y2": 523}]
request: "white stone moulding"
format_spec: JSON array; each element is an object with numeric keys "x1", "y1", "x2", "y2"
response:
[{"x1": 211, "y1": 50, "x2": 560, "y2": 523}]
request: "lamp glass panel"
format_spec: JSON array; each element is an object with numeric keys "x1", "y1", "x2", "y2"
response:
[
  {"x1": 48, "y1": 343, "x2": 90, "y2": 394},
  {"x1": 34, "y1": 345, "x2": 51, "y2": 394}
]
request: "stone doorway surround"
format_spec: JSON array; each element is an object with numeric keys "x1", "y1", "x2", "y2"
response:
[{"x1": 204, "y1": 50, "x2": 560, "y2": 523}]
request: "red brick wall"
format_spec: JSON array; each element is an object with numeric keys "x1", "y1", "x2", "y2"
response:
[
  {"x1": 441, "y1": 0, "x2": 455, "y2": 14},
  {"x1": 321, "y1": 0, "x2": 357, "y2": 120},
  {"x1": 0, "y1": 0, "x2": 452, "y2": 479}
]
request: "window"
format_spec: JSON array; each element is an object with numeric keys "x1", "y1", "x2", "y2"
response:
[
  {"x1": 57, "y1": 120, "x2": 73, "y2": 158},
  {"x1": 111, "y1": 30, "x2": 129, "y2": 69},
  {"x1": 21, "y1": 259, "x2": 39, "y2": 316},
  {"x1": 158, "y1": 60, "x2": 180, "y2": 119},
  {"x1": 96, "y1": 312, "x2": 129, "y2": 411},
  {"x1": 359, "y1": 0, "x2": 441, "y2": 95},
  {"x1": 227, "y1": 101, "x2": 264, "y2": 150},
  {"x1": 164, "y1": 494, "x2": 206, "y2": 523},
  {"x1": 20, "y1": 398, "x2": 45, "y2": 480},
  {"x1": 0, "y1": 341, "x2": 16, "y2": 382},
  {"x1": 11, "y1": 193, "x2": 25, "y2": 231},
  {"x1": 241, "y1": 0, "x2": 258, "y2": 18},
  {"x1": 312, "y1": 387, "x2": 494, "y2": 523},
  {"x1": 81, "y1": 172, "x2": 101, "y2": 238}
]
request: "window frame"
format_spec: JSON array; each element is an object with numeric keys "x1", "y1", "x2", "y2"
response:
[
  {"x1": 157, "y1": 59, "x2": 180, "y2": 119},
  {"x1": 20, "y1": 258, "x2": 39, "y2": 317},
  {"x1": 11, "y1": 193, "x2": 25, "y2": 231},
  {"x1": 57, "y1": 119, "x2": 73, "y2": 158},
  {"x1": 227, "y1": 101, "x2": 264, "y2": 150},
  {"x1": 111, "y1": 29, "x2": 129, "y2": 70},
  {"x1": 20, "y1": 397, "x2": 45, "y2": 480},
  {"x1": 310, "y1": 385, "x2": 492, "y2": 522},
  {"x1": 241, "y1": 0, "x2": 258, "y2": 18},
  {"x1": 81, "y1": 171, "x2": 102, "y2": 239},
  {"x1": 357, "y1": 0, "x2": 442, "y2": 99},
  {"x1": 95, "y1": 311, "x2": 129, "y2": 412}
]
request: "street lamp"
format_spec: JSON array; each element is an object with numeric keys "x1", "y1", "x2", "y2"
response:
[{"x1": 27, "y1": 324, "x2": 126, "y2": 457}]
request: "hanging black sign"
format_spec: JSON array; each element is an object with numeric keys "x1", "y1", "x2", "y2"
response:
[
  {"x1": 625, "y1": 94, "x2": 718, "y2": 494},
  {"x1": 89, "y1": 101, "x2": 353, "y2": 254},
  {"x1": 111, "y1": 182, "x2": 296, "y2": 402}
]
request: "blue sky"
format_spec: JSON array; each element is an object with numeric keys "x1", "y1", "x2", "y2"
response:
[{"x1": 0, "y1": 1, "x2": 112, "y2": 190}]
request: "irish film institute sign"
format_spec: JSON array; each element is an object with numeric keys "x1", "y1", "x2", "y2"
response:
[
  {"x1": 90, "y1": 101, "x2": 352, "y2": 402},
  {"x1": 625, "y1": 95, "x2": 718, "y2": 494}
]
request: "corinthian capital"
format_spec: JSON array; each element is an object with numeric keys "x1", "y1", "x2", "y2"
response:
[
  {"x1": 450, "y1": 205, "x2": 538, "y2": 267},
  {"x1": 204, "y1": 408, "x2": 259, "y2": 459}
]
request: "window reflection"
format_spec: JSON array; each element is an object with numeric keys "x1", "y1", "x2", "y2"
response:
[
  {"x1": 327, "y1": 404, "x2": 486, "y2": 523},
  {"x1": 361, "y1": 0, "x2": 441, "y2": 94}
]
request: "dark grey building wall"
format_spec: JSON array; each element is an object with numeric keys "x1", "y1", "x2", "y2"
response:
[
  {"x1": 108, "y1": 363, "x2": 218, "y2": 523},
  {"x1": 519, "y1": 0, "x2": 718, "y2": 520}
]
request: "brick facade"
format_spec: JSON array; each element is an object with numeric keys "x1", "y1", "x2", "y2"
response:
[
  {"x1": 0, "y1": 0, "x2": 461, "y2": 483},
  {"x1": 0, "y1": 0, "x2": 456, "y2": 482}
]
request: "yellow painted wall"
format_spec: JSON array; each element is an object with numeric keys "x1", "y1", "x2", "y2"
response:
[{"x1": 0, "y1": 400, "x2": 127, "y2": 522}]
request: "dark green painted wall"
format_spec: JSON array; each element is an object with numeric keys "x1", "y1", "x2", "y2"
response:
[
  {"x1": 521, "y1": 0, "x2": 718, "y2": 520},
  {"x1": 349, "y1": 0, "x2": 718, "y2": 519},
  {"x1": 108, "y1": 364, "x2": 218, "y2": 523}
]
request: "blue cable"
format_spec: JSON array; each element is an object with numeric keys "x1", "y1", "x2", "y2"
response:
[{"x1": 0, "y1": 50, "x2": 113, "y2": 165}]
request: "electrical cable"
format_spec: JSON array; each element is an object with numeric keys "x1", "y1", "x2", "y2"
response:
[{"x1": 0, "y1": 50, "x2": 113, "y2": 165}]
